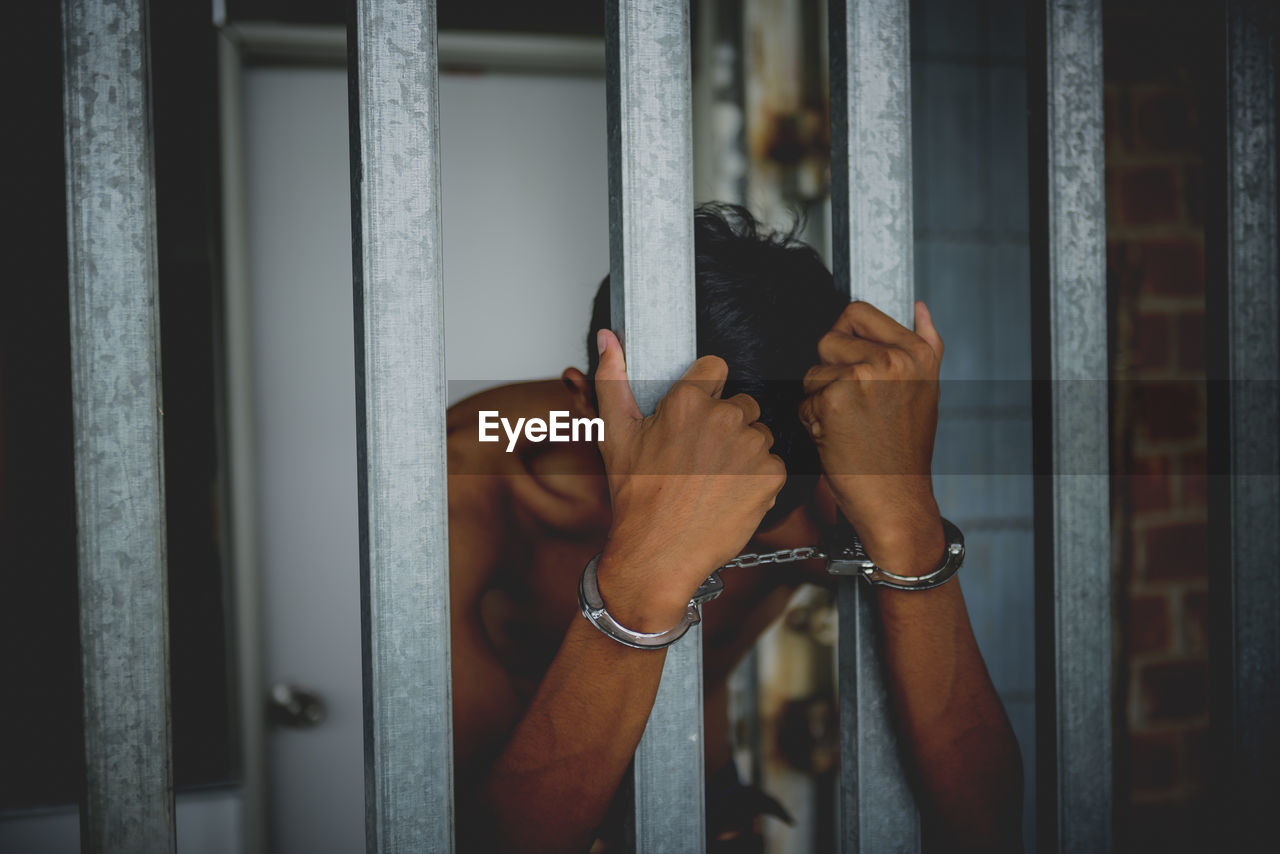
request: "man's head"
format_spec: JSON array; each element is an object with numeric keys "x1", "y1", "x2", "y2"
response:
[{"x1": 581, "y1": 203, "x2": 847, "y2": 526}]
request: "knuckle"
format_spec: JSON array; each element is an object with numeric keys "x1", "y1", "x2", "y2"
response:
[
  {"x1": 907, "y1": 336, "x2": 934, "y2": 362},
  {"x1": 887, "y1": 348, "x2": 912, "y2": 373},
  {"x1": 709, "y1": 401, "x2": 744, "y2": 427},
  {"x1": 850, "y1": 362, "x2": 875, "y2": 382},
  {"x1": 816, "y1": 332, "x2": 839, "y2": 361},
  {"x1": 812, "y1": 387, "x2": 841, "y2": 419},
  {"x1": 668, "y1": 382, "x2": 703, "y2": 408}
]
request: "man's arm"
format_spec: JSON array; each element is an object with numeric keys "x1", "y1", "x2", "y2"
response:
[
  {"x1": 800, "y1": 301, "x2": 1024, "y2": 851},
  {"x1": 458, "y1": 330, "x2": 786, "y2": 853}
]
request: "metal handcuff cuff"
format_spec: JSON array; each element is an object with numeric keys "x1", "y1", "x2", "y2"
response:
[{"x1": 579, "y1": 517, "x2": 965, "y2": 650}]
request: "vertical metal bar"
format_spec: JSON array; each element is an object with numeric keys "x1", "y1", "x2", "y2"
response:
[
  {"x1": 61, "y1": 0, "x2": 175, "y2": 851},
  {"x1": 1028, "y1": 0, "x2": 1110, "y2": 851},
  {"x1": 348, "y1": 1, "x2": 454, "y2": 851},
  {"x1": 606, "y1": 1, "x2": 704, "y2": 851},
  {"x1": 1208, "y1": 1, "x2": 1279, "y2": 847},
  {"x1": 828, "y1": 1, "x2": 921, "y2": 851}
]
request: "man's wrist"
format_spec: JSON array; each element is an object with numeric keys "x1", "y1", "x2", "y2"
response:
[
  {"x1": 594, "y1": 550, "x2": 694, "y2": 634},
  {"x1": 844, "y1": 504, "x2": 946, "y2": 578}
]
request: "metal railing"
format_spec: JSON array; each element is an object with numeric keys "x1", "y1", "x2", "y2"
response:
[
  {"x1": 57, "y1": 0, "x2": 1280, "y2": 852},
  {"x1": 828, "y1": 1, "x2": 922, "y2": 850},
  {"x1": 1027, "y1": 1, "x2": 1112, "y2": 850},
  {"x1": 61, "y1": 0, "x2": 174, "y2": 851},
  {"x1": 348, "y1": 1, "x2": 455, "y2": 851}
]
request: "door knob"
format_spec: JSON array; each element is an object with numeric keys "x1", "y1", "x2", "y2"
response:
[{"x1": 268, "y1": 682, "x2": 327, "y2": 728}]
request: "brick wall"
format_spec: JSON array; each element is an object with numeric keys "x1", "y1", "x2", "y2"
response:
[{"x1": 1105, "y1": 2, "x2": 1210, "y2": 849}]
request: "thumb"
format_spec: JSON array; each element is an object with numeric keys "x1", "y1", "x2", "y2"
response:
[
  {"x1": 914, "y1": 300, "x2": 944, "y2": 360},
  {"x1": 593, "y1": 329, "x2": 643, "y2": 431}
]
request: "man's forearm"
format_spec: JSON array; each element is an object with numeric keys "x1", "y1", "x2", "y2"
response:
[
  {"x1": 468, "y1": 571, "x2": 669, "y2": 853},
  {"x1": 874, "y1": 565, "x2": 1024, "y2": 850}
]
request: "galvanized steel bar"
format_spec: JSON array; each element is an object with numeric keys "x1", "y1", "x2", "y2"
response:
[
  {"x1": 606, "y1": 1, "x2": 704, "y2": 851},
  {"x1": 347, "y1": 1, "x2": 454, "y2": 851},
  {"x1": 828, "y1": 1, "x2": 921, "y2": 850},
  {"x1": 1214, "y1": 0, "x2": 1280, "y2": 844},
  {"x1": 1029, "y1": 0, "x2": 1111, "y2": 850},
  {"x1": 61, "y1": 0, "x2": 175, "y2": 851}
]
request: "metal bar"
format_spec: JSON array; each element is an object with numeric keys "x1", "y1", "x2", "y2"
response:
[
  {"x1": 1028, "y1": 1, "x2": 1110, "y2": 851},
  {"x1": 1208, "y1": 2, "x2": 1280, "y2": 847},
  {"x1": 347, "y1": 1, "x2": 454, "y2": 851},
  {"x1": 606, "y1": 1, "x2": 703, "y2": 851},
  {"x1": 828, "y1": 1, "x2": 921, "y2": 851},
  {"x1": 61, "y1": 0, "x2": 175, "y2": 851}
]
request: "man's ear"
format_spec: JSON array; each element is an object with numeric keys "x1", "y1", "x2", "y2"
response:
[{"x1": 560, "y1": 367, "x2": 597, "y2": 418}]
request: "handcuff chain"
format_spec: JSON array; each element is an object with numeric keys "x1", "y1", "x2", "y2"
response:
[
  {"x1": 718, "y1": 545, "x2": 826, "y2": 570},
  {"x1": 691, "y1": 546, "x2": 826, "y2": 605}
]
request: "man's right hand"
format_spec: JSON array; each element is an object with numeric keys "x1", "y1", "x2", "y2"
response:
[{"x1": 591, "y1": 329, "x2": 785, "y2": 632}]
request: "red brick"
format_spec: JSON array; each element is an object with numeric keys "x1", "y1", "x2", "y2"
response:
[
  {"x1": 1130, "y1": 455, "x2": 1172, "y2": 513},
  {"x1": 1183, "y1": 590, "x2": 1208, "y2": 654},
  {"x1": 1139, "y1": 659, "x2": 1208, "y2": 721},
  {"x1": 1134, "y1": 381, "x2": 1203, "y2": 443},
  {"x1": 1115, "y1": 166, "x2": 1181, "y2": 225},
  {"x1": 1141, "y1": 239, "x2": 1205, "y2": 297},
  {"x1": 1179, "y1": 450, "x2": 1208, "y2": 507},
  {"x1": 1142, "y1": 520, "x2": 1208, "y2": 580},
  {"x1": 1129, "y1": 594, "x2": 1172, "y2": 654},
  {"x1": 1175, "y1": 311, "x2": 1205, "y2": 373},
  {"x1": 1131, "y1": 472, "x2": 1172, "y2": 514},
  {"x1": 1130, "y1": 731, "x2": 1179, "y2": 790},
  {"x1": 1107, "y1": 240, "x2": 1143, "y2": 302},
  {"x1": 1132, "y1": 89, "x2": 1199, "y2": 154},
  {"x1": 1132, "y1": 313, "x2": 1171, "y2": 371}
]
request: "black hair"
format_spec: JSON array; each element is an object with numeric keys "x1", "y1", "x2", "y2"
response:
[{"x1": 586, "y1": 203, "x2": 847, "y2": 525}]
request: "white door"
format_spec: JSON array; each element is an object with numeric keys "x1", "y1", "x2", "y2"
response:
[{"x1": 240, "y1": 61, "x2": 608, "y2": 853}]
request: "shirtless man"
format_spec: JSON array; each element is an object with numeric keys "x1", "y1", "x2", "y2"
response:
[{"x1": 447, "y1": 206, "x2": 1023, "y2": 852}]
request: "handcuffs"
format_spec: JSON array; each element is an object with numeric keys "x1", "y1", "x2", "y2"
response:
[{"x1": 579, "y1": 517, "x2": 965, "y2": 650}]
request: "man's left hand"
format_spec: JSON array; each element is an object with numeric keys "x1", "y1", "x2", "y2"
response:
[{"x1": 798, "y1": 300, "x2": 945, "y2": 571}]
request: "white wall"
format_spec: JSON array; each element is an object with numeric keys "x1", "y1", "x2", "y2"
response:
[{"x1": 240, "y1": 63, "x2": 608, "y2": 853}]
